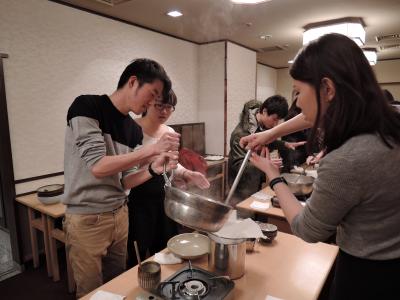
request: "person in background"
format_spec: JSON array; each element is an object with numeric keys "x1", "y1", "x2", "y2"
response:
[
  {"x1": 241, "y1": 33, "x2": 400, "y2": 299},
  {"x1": 63, "y1": 58, "x2": 180, "y2": 298},
  {"x1": 383, "y1": 89, "x2": 400, "y2": 105},
  {"x1": 281, "y1": 91, "x2": 308, "y2": 170},
  {"x1": 228, "y1": 95, "x2": 304, "y2": 204},
  {"x1": 126, "y1": 90, "x2": 210, "y2": 268}
]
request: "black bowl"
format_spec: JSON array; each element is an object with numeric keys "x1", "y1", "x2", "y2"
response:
[{"x1": 257, "y1": 222, "x2": 278, "y2": 243}]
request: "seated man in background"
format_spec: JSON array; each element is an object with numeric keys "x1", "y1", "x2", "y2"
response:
[{"x1": 228, "y1": 95, "x2": 303, "y2": 204}]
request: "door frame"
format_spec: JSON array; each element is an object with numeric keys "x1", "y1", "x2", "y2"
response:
[{"x1": 0, "y1": 53, "x2": 22, "y2": 264}]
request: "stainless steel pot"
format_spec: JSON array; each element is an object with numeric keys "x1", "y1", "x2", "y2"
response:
[
  {"x1": 164, "y1": 185, "x2": 232, "y2": 232},
  {"x1": 163, "y1": 150, "x2": 251, "y2": 233},
  {"x1": 282, "y1": 173, "x2": 314, "y2": 195},
  {"x1": 208, "y1": 233, "x2": 246, "y2": 279}
]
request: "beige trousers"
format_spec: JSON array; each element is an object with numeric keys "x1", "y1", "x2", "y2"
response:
[{"x1": 63, "y1": 205, "x2": 128, "y2": 298}]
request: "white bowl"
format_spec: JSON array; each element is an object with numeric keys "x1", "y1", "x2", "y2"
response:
[
  {"x1": 167, "y1": 233, "x2": 210, "y2": 260},
  {"x1": 37, "y1": 195, "x2": 62, "y2": 205}
]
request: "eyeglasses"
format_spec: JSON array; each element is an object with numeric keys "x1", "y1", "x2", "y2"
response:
[{"x1": 154, "y1": 103, "x2": 175, "y2": 112}]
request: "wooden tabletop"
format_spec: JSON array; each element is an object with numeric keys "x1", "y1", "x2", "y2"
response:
[
  {"x1": 81, "y1": 232, "x2": 338, "y2": 300},
  {"x1": 236, "y1": 187, "x2": 285, "y2": 219},
  {"x1": 16, "y1": 194, "x2": 66, "y2": 218}
]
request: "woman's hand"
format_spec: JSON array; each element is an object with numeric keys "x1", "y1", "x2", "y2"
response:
[
  {"x1": 239, "y1": 130, "x2": 276, "y2": 150},
  {"x1": 151, "y1": 151, "x2": 179, "y2": 174},
  {"x1": 306, "y1": 150, "x2": 324, "y2": 165},
  {"x1": 249, "y1": 147, "x2": 281, "y2": 180},
  {"x1": 284, "y1": 141, "x2": 307, "y2": 150},
  {"x1": 183, "y1": 170, "x2": 210, "y2": 189}
]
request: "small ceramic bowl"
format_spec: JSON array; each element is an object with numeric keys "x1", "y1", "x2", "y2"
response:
[{"x1": 257, "y1": 222, "x2": 278, "y2": 243}]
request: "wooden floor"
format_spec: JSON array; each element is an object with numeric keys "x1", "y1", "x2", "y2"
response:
[{"x1": 0, "y1": 251, "x2": 75, "y2": 300}]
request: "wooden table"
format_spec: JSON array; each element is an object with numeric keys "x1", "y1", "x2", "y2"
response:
[
  {"x1": 81, "y1": 232, "x2": 338, "y2": 300},
  {"x1": 15, "y1": 194, "x2": 74, "y2": 292},
  {"x1": 236, "y1": 187, "x2": 292, "y2": 233}
]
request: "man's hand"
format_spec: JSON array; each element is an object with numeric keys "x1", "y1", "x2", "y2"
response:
[
  {"x1": 151, "y1": 151, "x2": 179, "y2": 174},
  {"x1": 153, "y1": 132, "x2": 180, "y2": 155}
]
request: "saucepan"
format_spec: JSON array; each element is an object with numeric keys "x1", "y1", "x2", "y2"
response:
[
  {"x1": 281, "y1": 173, "x2": 314, "y2": 196},
  {"x1": 163, "y1": 150, "x2": 252, "y2": 232}
]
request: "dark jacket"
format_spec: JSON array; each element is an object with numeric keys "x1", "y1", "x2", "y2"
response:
[{"x1": 227, "y1": 100, "x2": 286, "y2": 204}]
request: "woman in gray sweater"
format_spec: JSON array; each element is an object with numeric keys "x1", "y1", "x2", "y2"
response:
[{"x1": 241, "y1": 33, "x2": 400, "y2": 299}]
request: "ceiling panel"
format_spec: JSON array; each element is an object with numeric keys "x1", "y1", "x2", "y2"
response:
[{"x1": 57, "y1": 0, "x2": 400, "y2": 68}]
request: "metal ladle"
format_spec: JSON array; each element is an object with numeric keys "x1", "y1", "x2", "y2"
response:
[{"x1": 224, "y1": 149, "x2": 252, "y2": 205}]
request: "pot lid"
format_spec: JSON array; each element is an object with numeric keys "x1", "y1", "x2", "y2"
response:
[{"x1": 37, "y1": 184, "x2": 64, "y2": 197}]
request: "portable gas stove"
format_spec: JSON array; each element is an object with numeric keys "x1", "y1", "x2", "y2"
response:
[{"x1": 136, "y1": 262, "x2": 235, "y2": 300}]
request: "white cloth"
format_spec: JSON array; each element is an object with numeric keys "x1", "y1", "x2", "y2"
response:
[
  {"x1": 305, "y1": 169, "x2": 318, "y2": 178},
  {"x1": 251, "y1": 191, "x2": 272, "y2": 202},
  {"x1": 90, "y1": 290, "x2": 125, "y2": 300},
  {"x1": 213, "y1": 213, "x2": 265, "y2": 239},
  {"x1": 250, "y1": 200, "x2": 270, "y2": 210},
  {"x1": 154, "y1": 252, "x2": 182, "y2": 264},
  {"x1": 265, "y1": 295, "x2": 284, "y2": 300}
]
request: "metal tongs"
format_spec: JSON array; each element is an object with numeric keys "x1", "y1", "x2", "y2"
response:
[{"x1": 163, "y1": 163, "x2": 174, "y2": 187}]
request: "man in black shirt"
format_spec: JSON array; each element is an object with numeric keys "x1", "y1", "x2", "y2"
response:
[{"x1": 63, "y1": 59, "x2": 180, "y2": 297}]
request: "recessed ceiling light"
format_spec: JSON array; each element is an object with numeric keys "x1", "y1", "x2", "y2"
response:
[
  {"x1": 167, "y1": 10, "x2": 183, "y2": 17},
  {"x1": 231, "y1": 0, "x2": 271, "y2": 4},
  {"x1": 260, "y1": 34, "x2": 272, "y2": 40}
]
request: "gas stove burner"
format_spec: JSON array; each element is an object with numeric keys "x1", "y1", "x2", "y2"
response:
[
  {"x1": 179, "y1": 279, "x2": 208, "y2": 298},
  {"x1": 156, "y1": 265, "x2": 234, "y2": 299}
]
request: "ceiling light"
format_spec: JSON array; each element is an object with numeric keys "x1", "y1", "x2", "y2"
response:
[
  {"x1": 231, "y1": 0, "x2": 271, "y2": 4},
  {"x1": 260, "y1": 34, "x2": 272, "y2": 40},
  {"x1": 363, "y1": 49, "x2": 377, "y2": 65},
  {"x1": 303, "y1": 17, "x2": 365, "y2": 47},
  {"x1": 167, "y1": 10, "x2": 183, "y2": 17},
  {"x1": 288, "y1": 59, "x2": 294, "y2": 64}
]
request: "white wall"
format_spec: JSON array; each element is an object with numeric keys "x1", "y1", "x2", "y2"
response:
[
  {"x1": 256, "y1": 64, "x2": 277, "y2": 101},
  {"x1": 373, "y1": 59, "x2": 400, "y2": 100},
  {"x1": 226, "y1": 42, "x2": 256, "y2": 154},
  {"x1": 0, "y1": 0, "x2": 199, "y2": 194},
  {"x1": 198, "y1": 42, "x2": 225, "y2": 155},
  {"x1": 276, "y1": 68, "x2": 293, "y2": 104}
]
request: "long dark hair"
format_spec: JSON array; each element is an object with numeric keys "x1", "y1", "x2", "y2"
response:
[{"x1": 290, "y1": 33, "x2": 400, "y2": 153}]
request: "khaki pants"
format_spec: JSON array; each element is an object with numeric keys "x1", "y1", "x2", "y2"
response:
[{"x1": 63, "y1": 205, "x2": 128, "y2": 298}]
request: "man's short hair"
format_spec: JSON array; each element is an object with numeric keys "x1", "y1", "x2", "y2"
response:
[
  {"x1": 260, "y1": 95, "x2": 288, "y2": 119},
  {"x1": 117, "y1": 58, "x2": 171, "y2": 98}
]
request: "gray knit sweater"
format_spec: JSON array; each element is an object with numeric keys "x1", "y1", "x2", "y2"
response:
[
  {"x1": 292, "y1": 134, "x2": 400, "y2": 260},
  {"x1": 63, "y1": 95, "x2": 142, "y2": 214}
]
